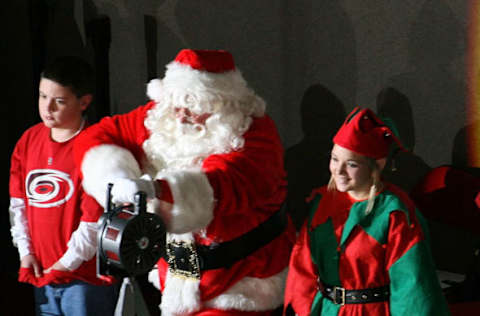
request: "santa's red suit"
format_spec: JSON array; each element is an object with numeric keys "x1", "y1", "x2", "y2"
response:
[{"x1": 74, "y1": 49, "x2": 295, "y2": 315}]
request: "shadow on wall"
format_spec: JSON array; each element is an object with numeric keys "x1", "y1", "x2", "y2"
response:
[
  {"x1": 281, "y1": 0, "x2": 357, "y2": 143},
  {"x1": 282, "y1": 0, "x2": 357, "y2": 108},
  {"x1": 303, "y1": 1, "x2": 357, "y2": 108},
  {"x1": 451, "y1": 123, "x2": 480, "y2": 177},
  {"x1": 375, "y1": 87, "x2": 431, "y2": 194},
  {"x1": 386, "y1": 0, "x2": 465, "y2": 168},
  {"x1": 452, "y1": 124, "x2": 470, "y2": 170},
  {"x1": 284, "y1": 84, "x2": 346, "y2": 230},
  {"x1": 147, "y1": 1, "x2": 186, "y2": 80}
]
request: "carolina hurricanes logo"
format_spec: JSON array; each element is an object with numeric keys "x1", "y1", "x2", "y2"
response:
[{"x1": 25, "y1": 169, "x2": 74, "y2": 208}]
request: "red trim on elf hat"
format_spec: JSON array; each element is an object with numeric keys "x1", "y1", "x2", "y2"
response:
[
  {"x1": 174, "y1": 49, "x2": 235, "y2": 73},
  {"x1": 333, "y1": 107, "x2": 405, "y2": 159}
]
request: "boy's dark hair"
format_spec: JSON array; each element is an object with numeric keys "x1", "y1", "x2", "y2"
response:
[{"x1": 41, "y1": 56, "x2": 95, "y2": 98}]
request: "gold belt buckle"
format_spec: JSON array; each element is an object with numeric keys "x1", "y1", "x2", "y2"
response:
[
  {"x1": 333, "y1": 286, "x2": 346, "y2": 306},
  {"x1": 166, "y1": 241, "x2": 201, "y2": 280}
]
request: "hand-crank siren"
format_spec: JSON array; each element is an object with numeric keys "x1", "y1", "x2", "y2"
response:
[{"x1": 97, "y1": 183, "x2": 166, "y2": 277}]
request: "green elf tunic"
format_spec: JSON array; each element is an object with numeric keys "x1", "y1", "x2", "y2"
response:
[{"x1": 284, "y1": 182, "x2": 450, "y2": 316}]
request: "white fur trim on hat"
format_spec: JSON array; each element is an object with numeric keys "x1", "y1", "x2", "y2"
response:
[
  {"x1": 81, "y1": 144, "x2": 142, "y2": 207},
  {"x1": 146, "y1": 62, "x2": 265, "y2": 117},
  {"x1": 151, "y1": 169, "x2": 215, "y2": 234},
  {"x1": 146, "y1": 78, "x2": 163, "y2": 102}
]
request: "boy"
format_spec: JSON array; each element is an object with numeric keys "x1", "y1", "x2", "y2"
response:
[{"x1": 9, "y1": 56, "x2": 118, "y2": 316}]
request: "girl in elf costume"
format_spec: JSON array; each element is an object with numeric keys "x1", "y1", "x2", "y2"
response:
[{"x1": 284, "y1": 107, "x2": 450, "y2": 315}]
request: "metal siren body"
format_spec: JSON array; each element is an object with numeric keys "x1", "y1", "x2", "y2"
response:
[{"x1": 97, "y1": 183, "x2": 166, "y2": 277}]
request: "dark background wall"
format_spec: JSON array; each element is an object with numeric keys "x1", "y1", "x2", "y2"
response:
[{"x1": 2, "y1": 0, "x2": 477, "y2": 314}]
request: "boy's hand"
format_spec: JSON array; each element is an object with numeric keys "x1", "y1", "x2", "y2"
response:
[
  {"x1": 44, "y1": 261, "x2": 68, "y2": 274},
  {"x1": 20, "y1": 254, "x2": 42, "y2": 277}
]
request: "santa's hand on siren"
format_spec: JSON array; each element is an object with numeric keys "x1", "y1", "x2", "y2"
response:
[{"x1": 109, "y1": 176, "x2": 156, "y2": 205}]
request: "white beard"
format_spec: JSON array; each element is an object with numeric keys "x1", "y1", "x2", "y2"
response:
[{"x1": 143, "y1": 104, "x2": 252, "y2": 172}]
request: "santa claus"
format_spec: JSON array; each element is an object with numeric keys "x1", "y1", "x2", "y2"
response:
[{"x1": 74, "y1": 49, "x2": 295, "y2": 316}]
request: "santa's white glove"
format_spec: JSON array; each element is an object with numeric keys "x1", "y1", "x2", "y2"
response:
[{"x1": 110, "y1": 177, "x2": 156, "y2": 204}]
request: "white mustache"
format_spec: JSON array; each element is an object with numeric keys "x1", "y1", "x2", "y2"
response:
[{"x1": 175, "y1": 121, "x2": 206, "y2": 139}]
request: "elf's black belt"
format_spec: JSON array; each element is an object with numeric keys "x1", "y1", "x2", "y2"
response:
[
  {"x1": 163, "y1": 204, "x2": 287, "y2": 279},
  {"x1": 319, "y1": 280, "x2": 390, "y2": 305}
]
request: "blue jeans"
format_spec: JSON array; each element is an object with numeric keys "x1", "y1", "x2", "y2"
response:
[{"x1": 34, "y1": 281, "x2": 119, "y2": 316}]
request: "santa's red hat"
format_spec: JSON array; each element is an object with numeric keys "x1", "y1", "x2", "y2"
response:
[
  {"x1": 173, "y1": 49, "x2": 235, "y2": 73},
  {"x1": 146, "y1": 49, "x2": 265, "y2": 116},
  {"x1": 333, "y1": 107, "x2": 405, "y2": 159}
]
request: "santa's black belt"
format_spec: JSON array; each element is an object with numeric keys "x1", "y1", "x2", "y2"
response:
[
  {"x1": 320, "y1": 281, "x2": 390, "y2": 305},
  {"x1": 163, "y1": 205, "x2": 287, "y2": 278}
]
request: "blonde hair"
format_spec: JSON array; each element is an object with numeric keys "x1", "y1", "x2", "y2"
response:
[{"x1": 327, "y1": 156, "x2": 383, "y2": 215}]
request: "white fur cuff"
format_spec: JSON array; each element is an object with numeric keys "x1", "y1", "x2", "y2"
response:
[
  {"x1": 81, "y1": 144, "x2": 142, "y2": 207},
  {"x1": 153, "y1": 170, "x2": 214, "y2": 234}
]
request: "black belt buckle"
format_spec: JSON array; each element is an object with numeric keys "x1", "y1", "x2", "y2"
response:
[
  {"x1": 333, "y1": 286, "x2": 346, "y2": 306},
  {"x1": 166, "y1": 241, "x2": 201, "y2": 280},
  {"x1": 321, "y1": 281, "x2": 390, "y2": 305}
]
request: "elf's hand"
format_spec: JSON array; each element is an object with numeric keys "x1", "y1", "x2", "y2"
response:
[{"x1": 110, "y1": 177, "x2": 155, "y2": 204}]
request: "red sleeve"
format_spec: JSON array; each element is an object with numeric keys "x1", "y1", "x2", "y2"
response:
[
  {"x1": 385, "y1": 210, "x2": 424, "y2": 270},
  {"x1": 202, "y1": 116, "x2": 286, "y2": 240},
  {"x1": 74, "y1": 102, "x2": 154, "y2": 172},
  {"x1": 156, "y1": 179, "x2": 174, "y2": 203},
  {"x1": 383, "y1": 183, "x2": 425, "y2": 268},
  {"x1": 203, "y1": 116, "x2": 286, "y2": 216},
  {"x1": 284, "y1": 223, "x2": 317, "y2": 316}
]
